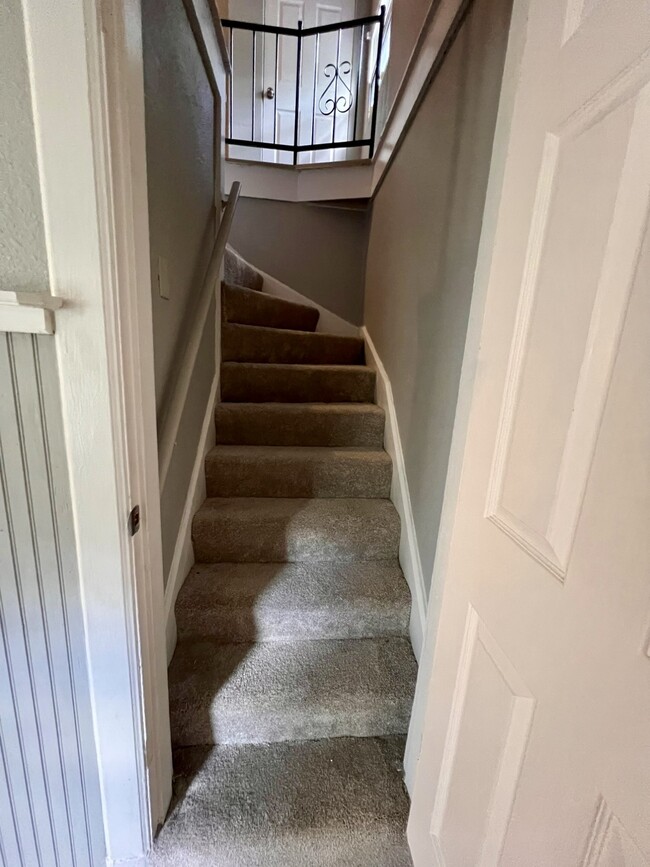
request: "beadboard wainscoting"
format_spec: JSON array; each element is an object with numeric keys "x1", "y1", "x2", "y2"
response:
[{"x1": 0, "y1": 333, "x2": 105, "y2": 867}]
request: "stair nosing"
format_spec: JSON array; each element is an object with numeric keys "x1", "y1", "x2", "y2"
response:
[
  {"x1": 221, "y1": 361, "x2": 375, "y2": 372},
  {"x1": 222, "y1": 321, "x2": 363, "y2": 342},
  {"x1": 206, "y1": 444, "x2": 390, "y2": 456}
]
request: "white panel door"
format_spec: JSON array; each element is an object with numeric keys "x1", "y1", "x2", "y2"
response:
[{"x1": 408, "y1": 0, "x2": 650, "y2": 864}]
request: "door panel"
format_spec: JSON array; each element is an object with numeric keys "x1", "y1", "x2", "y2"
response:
[
  {"x1": 430, "y1": 609, "x2": 535, "y2": 867},
  {"x1": 408, "y1": 0, "x2": 650, "y2": 863}
]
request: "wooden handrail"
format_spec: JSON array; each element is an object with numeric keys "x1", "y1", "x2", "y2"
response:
[{"x1": 158, "y1": 181, "x2": 241, "y2": 490}]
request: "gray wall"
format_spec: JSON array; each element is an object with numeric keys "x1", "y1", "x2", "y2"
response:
[
  {"x1": 379, "y1": 0, "x2": 432, "y2": 133},
  {"x1": 364, "y1": 0, "x2": 513, "y2": 598},
  {"x1": 229, "y1": 197, "x2": 369, "y2": 324},
  {"x1": 0, "y1": 2, "x2": 105, "y2": 863},
  {"x1": 143, "y1": 0, "x2": 219, "y2": 579}
]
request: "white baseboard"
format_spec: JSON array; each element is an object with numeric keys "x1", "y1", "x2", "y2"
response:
[
  {"x1": 361, "y1": 328, "x2": 428, "y2": 660},
  {"x1": 362, "y1": 327, "x2": 429, "y2": 795},
  {"x1": 163, "y1": 372, "x2": 218, "y2": 663},
  {"x1": 226, "y1": 245, "x2": 360, "y2": 338}
]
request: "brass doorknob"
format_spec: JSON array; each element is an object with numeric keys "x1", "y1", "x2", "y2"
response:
[{"x1": 265, "y1": 86, "x2": 275, "y2": 99}]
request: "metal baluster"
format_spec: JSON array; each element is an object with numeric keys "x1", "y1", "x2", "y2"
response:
[
  {"x1": 369, "y1": 5, "x2": 385, "y2": 158},
  {"x1": 332, "y1": 27, "x2": 341, "y2": 146},
  {"x1": 251, "y1": 30, "x2": 256, "y2": 141},
  {"x1": 274, "y1": 33, "x2": 279, "y2": 146},
  {"x1": 224, "y1": 12, "x2": 383, "y2": 160},
  {"x1": 352, "y1": 24, "x2": 361, "y2": 142},
  {"x1": 311, "y1": 33, "x2": 320, "y2": 150},
  {"x1": 229, "y1": 27, "x2": 234, "y2": 140},
  {"x1": 293, "y1": 21, "x2": 303, "y2": 165}
]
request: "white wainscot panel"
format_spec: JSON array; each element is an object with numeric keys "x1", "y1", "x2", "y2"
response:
[
  {"x1": 430, "y1": 607, "x2": 535, "y2": 867},
  {"x1": 582, "y1": 798, "x2": 648, "y2": 867},
  {"x1": 486, "y1": 74, "x2": 650, "y2": 579}
]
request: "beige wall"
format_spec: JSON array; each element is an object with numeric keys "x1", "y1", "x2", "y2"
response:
[
  {"x1": 143, "y1": 0, "x2": 218, "y2": 579},
  {"x1": 378, "y1": 0, "x2": 431, "y2": 133},
  {"x1": 0, "y1": 0, "x2": 49, "y2": 292},
  {"x1": 364, "y1": 0, "x2": 513, "y2": 598},
  {"x1": 229, "y1": 197, "x2": 369, "y2": 324}
]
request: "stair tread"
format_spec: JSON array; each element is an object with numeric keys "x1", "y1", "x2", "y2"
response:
[
  {"x1": 175, "y1": 561, "x2": 410, "y2": 642},
  {"x1": 193, "y1": 496, "x2": 400, "y2": 563},
  {"x1": 208, "y1": 443, "x2": 388, "y2": 456},
  {"x1": 218, "y1": 401, "x2": 384, "y2": 412},
  {"x1": 221, "y1": 362, "x2": 376, "y2": 404},
  {"x1": 216, "y1": 401, "x2": 385, "y2": 440},
  {"x1": 222, "y1": 323, "x2": 365, "y2": 365},
  {"x1": 169, "y1": 636, "x2": 416, "y2": 746},
  {"x1": 223, "y1": 361, "x2": 373, "y2": 372},
  {"x1": 223, "y1": 283, "x2": 320, "y2": 332},
  {"x1": 205, "y1": 444, "x2": 391, "y2": 498},
  {"x1": 152, "y1": 736, "x2": 411, "y2": 866},
  {"x1": 223, "y1": 321, "x2": 363, "y2": 341},
  {"x1": 196, "y1": 494, "x2": 399, "y2": 512}
]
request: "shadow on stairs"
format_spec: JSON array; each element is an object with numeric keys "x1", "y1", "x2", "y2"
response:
[{"x1": 152, "y1": 263, "x2": 416, "y2": 867}]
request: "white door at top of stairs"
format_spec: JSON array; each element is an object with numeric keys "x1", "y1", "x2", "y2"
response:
[
  {"x1": 260, "y1": 0, "x2": 357, "y2": 164},
  {"x1": 408, "y1": 0, "x2": 650, "y2": 863}
]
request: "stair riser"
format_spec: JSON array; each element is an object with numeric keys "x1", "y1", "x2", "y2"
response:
[
  {"x1": 171, "y1": 707, "x2": 413, "y2": 747},
  {"x1": 224, "y1": 252, "x2": 263, "y2": 291},
  {"x1": 176, "y1": 606, "x2": 409, "y2": 643},
  {"x1": 192, "y1": 519, "x2": 400, "y2": 563},
  {"x1": 223, "y1": 286, "x2": 319, "y2": 332},
  {"x1": 221, "y1": 364, "x2": 376, "y2": 403},
  {"x1": 215, "y1": 405, "x2": 385, "y2": 447},
  {"x1": 169, "y1": 635, "x2": 416, "y2": 747},
  {"x1": 205, "y1": 456, "x2": 391, "y2": 498},
  {"x1": 222, "y1": 325, "x2": 365, "y2": 365}
]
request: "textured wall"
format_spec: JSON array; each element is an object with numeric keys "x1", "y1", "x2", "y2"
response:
[
  {"x1": 364, "y1": 0, "x2": 513, "y2": 598},
  {"x1": 229, "y1": 197, "x2": 369, "y2": 325},
  {"x1": 0, "y1": 335, "x2": 105, "y2": 866},
  {"x1": 142, "y1": 0, "x2": 219, "y2": 582},
  {"x1": 0, "y1": 0, "x2": 49, "y2": 292},
  {"x1": 378, "y1": 0, "x2": 431, "y2": 133},
  {"x1": 143, "y1": 0, "x2": 217, "y2": 411}
]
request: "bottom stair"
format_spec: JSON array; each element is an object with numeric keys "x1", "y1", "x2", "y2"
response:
[
  {"x1": 169, "y1": 636, "x2": 417, "y2": 746},
  {"x1": 152, "y1": 736, "x2": 412, "y2": 867}
]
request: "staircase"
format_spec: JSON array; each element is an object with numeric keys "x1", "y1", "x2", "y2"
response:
[{"x1": 153, "y1": 265, "x2": 417, "y2": 866}]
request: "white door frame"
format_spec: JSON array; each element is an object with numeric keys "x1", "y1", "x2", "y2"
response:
[{"x1": 23, "y1": 0, "x2": 174, "y2": 861}]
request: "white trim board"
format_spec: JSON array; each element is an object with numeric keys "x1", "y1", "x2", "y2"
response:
[
  {"x1": 164, "y1": 372, "x2": 218, "y2": 663},
  {"x1": 225, "y1": 159, "x2": 374, "y2": 202},
  {"x1": 224, "y1": 0, "x2": 468, "y2": 202},
  {"x1": 0, "y1": 290, "x2": 63, "y2": 334},
  {"x1": 362, "y1": 327, "x2": 428, "y2": 793},
  {"x1": 227, "y1": 245, "x2": 360, "y2": 337},
  {"x1": 23, "y1": 0, "x2": 173, "y2": 858},
  {"x1": 361, "y1": 327, "x2": 428, "y2": 662}
]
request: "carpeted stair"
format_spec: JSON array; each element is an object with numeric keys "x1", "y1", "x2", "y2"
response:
[
  {"x1": 153, "y1": 267, "x2": 416, "y2": 867},
  {"x1": 205, "y1": 445, "x2": 392, "y2": 498}
]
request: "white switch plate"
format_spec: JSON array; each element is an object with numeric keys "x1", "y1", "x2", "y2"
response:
[{"x1": 158, "y1": 256, "x2": 170, "y2": 300}]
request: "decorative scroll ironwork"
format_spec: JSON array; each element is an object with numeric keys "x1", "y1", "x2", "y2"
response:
[
  {"x1": 223, "y1": 5, "x2": 386, "y2": 162},
  {"x1": 318, "y1": 61, "x2": 353, "y2": 116}
]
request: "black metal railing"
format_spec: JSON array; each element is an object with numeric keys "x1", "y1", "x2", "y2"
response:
[{"x1": 223, "y1": 7, "x2": 386, "y2": 165}]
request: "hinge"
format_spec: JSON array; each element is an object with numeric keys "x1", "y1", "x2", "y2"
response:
[{"x1": 128, "y1": 505, "x2": 141, "y2": 537}]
